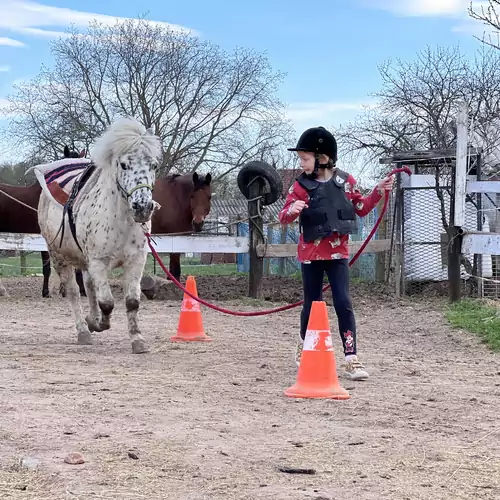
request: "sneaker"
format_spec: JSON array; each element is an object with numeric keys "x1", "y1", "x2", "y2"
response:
[
  {"x1": 295, "y1": 338, "x2": 304, "y2": 367},
  {"x1": 344, "y1": 356, "x2": 369, "y2": 381}
]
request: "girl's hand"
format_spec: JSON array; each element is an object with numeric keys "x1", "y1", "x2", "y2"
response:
[
  {"x1": 288, "y1": 200, "x2": 308, "y2": 216},
  {"x1": 377, "y1": 176, "x2": 394, "y2": 192}
]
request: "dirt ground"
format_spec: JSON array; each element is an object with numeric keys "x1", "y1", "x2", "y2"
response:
[{"x1": 0, "y1": 275, "x2": 499, "y2": 500}]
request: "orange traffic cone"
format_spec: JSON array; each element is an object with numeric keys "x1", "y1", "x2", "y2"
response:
[
  {"x1": 170, "y1": 275, "x2": 211, "y2": 342},
  {"x1": 284, "y1": 301, "x2": 350, "y2": 400}
]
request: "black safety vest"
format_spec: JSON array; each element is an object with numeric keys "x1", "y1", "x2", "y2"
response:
[{"x1": 297, "y1": 169, "x2": 358, "y2": 243}]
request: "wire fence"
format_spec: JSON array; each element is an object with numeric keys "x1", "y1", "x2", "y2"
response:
[{"x1": 235, "y1": 207, "x2": 387, "y2": 282}]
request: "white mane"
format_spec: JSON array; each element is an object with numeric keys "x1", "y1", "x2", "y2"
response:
[{"x1": 91, "y1": 117, "x2": 162, "y2": 169}]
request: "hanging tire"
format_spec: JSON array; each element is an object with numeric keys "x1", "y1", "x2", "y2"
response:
[{"x1": 237, "y1": 161, "x2": 283, "y2": 206}]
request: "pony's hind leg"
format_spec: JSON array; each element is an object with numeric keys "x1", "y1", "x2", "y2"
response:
[
  {"x1": 41, "y1": 251, "x2": 51, "y2": 298},
  {"x1": 83, "y1": 270, "x2": 111, "y2": 333},
  {"x1": 53, "y1": 258, "x2": 92, "y2": 345},
  {"x1": 122, "y1": 257, "x2": 149, "y2": 354},
  {"x1": 75, "y1": 269, "x2": 87, "y2": 297}
]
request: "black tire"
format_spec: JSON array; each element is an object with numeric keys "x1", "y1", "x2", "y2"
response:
[{"x1": 237, "y1": 161, "x2": 283, "y2": 206}]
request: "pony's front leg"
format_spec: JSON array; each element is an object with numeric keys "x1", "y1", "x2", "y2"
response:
[
  {"x1": 87, "y1": 260, "x2": 114, "y2": 331},
  {"x1": 54, "y1": 259, "x2": 92, "y2": 345},
  {"x1": 122, "y1": 254, "x2": 149, "y2": 354}
]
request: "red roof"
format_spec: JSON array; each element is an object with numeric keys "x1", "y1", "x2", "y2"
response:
[{"x1": 278, "y1": 168, "x2": 301, "y2": 197}]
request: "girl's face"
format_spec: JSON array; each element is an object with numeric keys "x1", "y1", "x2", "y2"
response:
[{"x1": 297, "y1": 151, "x2": 316, "y2": 174}]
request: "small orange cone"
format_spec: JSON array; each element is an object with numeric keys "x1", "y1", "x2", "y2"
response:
[
  {"x1": 170, "y1": 276, "x2": 211, "y2": 342},
  {"x1": 284, "y1": 301, "x2": 350, "y2": 400}
]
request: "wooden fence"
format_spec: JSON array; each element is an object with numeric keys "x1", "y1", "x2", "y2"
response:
[{"x1": 0, "y1": 228, "x2": 391, "y2": 299}]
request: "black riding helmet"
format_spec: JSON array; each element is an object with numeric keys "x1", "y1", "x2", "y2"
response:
[{"x1": 288, "y1": 126, "x2": 338, "y2": 164}]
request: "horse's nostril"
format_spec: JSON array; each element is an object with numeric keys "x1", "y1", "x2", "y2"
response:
[{"x1": 132, "y1": 202, "x2": 140, "y2": 212}]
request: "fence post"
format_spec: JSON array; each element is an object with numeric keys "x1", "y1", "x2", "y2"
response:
[
  {"x1": 278, "y1": 224, "x2": 287, "y2": 276},
  {"x1": 394, "y1": 172, "x2": 404, "y2": 298},
  {"x1": 248, "y1": 180, "x2": 264, "y2": 298},
  {"x1": 20, "y1": 251, "x2": 27, "y2": 276},
  {"x1": 450, "y1": 102, "x2": 468, "y2": 302}
]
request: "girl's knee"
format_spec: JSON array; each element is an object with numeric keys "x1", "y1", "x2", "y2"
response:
[{"x1": 333, "y1": 295, "x2": 353, "y2": 312}]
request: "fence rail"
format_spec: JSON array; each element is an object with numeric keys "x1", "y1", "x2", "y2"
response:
[
  {"x1": 0, "y1": 231, "x2": 391, "y2": 258},
  {"x1": 0, "y1": 232, "x2": 250, "y2": 254}
]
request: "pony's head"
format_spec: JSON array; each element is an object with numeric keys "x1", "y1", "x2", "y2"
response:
[
  {"x1": 191, "y1": 172, "x2": 212, "y2": 232},
  {"x1": 91, "y1": 118, "x2": 162, "y2": 224},
  {"x1": 63, "y1": 145, "x2": 86, "y2": 158}
]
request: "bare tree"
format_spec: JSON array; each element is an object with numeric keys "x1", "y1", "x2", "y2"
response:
[
  {"x1": 469, "y1": 0, "x2": 500, "y2": 49},
  {"x1": 335, "y1": 45, "x2": 500, "y2": 177},
  {"x1": 1, "y1": 17, "x2": 292, "y2": 179},
  {"x1": 334, "y1": 45, "x2": 500, "y2": 283}
]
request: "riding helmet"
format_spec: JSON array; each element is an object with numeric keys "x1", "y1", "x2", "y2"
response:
[{"x1": 288, "y1": 126, "x2": 338, "y2": 163}]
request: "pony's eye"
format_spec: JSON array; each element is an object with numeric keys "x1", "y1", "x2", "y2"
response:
[{"x1": 120, "y1": 162, "x2": 127, "y2": 170}]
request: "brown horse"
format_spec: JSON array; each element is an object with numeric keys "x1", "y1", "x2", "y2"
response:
[
  {"x1": 0, "y1": 147, "x2": 87, "y2": 297},
  {"x1": 152, "y1": 172, "x2": 212, "y2": 280}
]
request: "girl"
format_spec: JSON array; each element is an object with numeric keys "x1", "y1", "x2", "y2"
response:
[{"x1": 279, "y1": 126, "x2": 394, "y2": 381}]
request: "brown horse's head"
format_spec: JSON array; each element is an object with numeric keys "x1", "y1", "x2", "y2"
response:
[{"x1": 191, "y1": 172, "x2": 212, "y2": 232}]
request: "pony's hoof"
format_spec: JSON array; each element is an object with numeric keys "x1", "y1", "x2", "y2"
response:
[
  {"x1": 131, "y1": 339, "x2": 149, "y2": 354},
  {"x1": 85, "y1": 315, "x2": 103, "y2": 333},
  {"x1": 77, "y1": 331, "x2": 93, "y2": 345},
  {"x1": 85, "y1": 315, "x2": 111, "y2": 333}
]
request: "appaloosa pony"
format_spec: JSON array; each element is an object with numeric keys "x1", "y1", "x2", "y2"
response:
[
  {"x1": 0, "y1": 147, "x2": 87, "y2": 298},
  {"x1": 152, "y1": 172, "x2": 212, "y2": 280},
  {"x1": 30, "y1": 118, "x2": 162, "y2": 353}
]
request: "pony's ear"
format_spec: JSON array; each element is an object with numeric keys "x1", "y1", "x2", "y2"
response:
[
  {"x1": 192, "y1": 172, "x2": 199, "y2": 184},
  {"x1": 79, "y1": 149, "x2": 86, "y2": 158},
  {"x1": 205, "y1": 172, "x2": 212, "y2": 185},
  {"x1": 64, "y1": 145, "x2": 70, "y2": 157}
]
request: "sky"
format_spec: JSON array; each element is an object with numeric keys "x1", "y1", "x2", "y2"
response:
[{"x1": 0, "y1": 0, "x2": 494, "y2": 168}]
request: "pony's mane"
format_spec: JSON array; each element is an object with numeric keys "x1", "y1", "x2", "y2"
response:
[{"x1": 91, "y1": 117, "x2": 162, "y2": 169}]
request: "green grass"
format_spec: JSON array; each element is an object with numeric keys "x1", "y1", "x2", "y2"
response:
[
  {"x1": 445, "y1": 299, "x2": 500, "y2": 351},
  {"x1": 0, "y1": 253, "x2": 240, "y2": 278}
]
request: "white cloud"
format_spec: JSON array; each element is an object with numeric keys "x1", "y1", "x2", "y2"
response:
[
  {"x1": 0, "y1": 36, "x2": 26, "y2": 47},
  {"x1": 13, "y1": 27, "x2": 71, "y2": 38},
  {"x1": 0, "y1": 0, "x2": 196, "y2": 40},
  {"x1": 285, "y1": 100, "x2": 377, "y2": 132},
  {"x1": 362, "y1": 0, "x2": 471, "y2": 17},
  {"x1": 362, "y1": 1, "x2": 495, "y2": 39},
  {"x1": 0, "y1": 66, "x2": 11, "y2": 72}
]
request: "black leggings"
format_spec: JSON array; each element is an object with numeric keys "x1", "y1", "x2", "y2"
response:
[{"x1": 300, "y1": 259, "x2": 356, "y2": 356}]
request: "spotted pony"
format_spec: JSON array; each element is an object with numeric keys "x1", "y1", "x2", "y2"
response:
[{"x1": 29, "y1": 118, "x2": 162, "y2": 354}]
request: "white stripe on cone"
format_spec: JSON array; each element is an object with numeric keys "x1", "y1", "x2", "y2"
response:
[
  {"x1": 181, "y1": 297, "x2": 201, "y2": 313},
  {"x1": 303, "y1": 329, "x2": 333, "y2": 352}
]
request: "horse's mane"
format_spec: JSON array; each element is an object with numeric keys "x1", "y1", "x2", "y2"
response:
[
  {"x1": 91, "y1": 117, "x2": 162, "y2": 169},
  {"x1": 167, "y1": 173, "x2": 182, "y2": 182}
]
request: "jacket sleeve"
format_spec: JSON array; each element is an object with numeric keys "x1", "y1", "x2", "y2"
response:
[
  {"x1": 346, "y1": 175, "x2": 383, "y2": 217},
  {"x1": 279, "y1": 182, "x2": 308, "y2": 224}
]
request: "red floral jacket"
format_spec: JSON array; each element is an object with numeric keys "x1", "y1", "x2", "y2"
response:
[{"x1": 278, "y1": 172, "x2": 383, "y2": 263}]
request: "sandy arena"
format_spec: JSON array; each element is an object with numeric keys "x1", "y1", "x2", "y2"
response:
[{"x1": 0, "y1": 275, "x2": 499, "y2": 500}]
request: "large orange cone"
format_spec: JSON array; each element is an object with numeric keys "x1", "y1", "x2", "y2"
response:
[
  {"x1": 284, "y1": 301, "x2": 350, "y2": 399},
  {"x1": 170, "y1": 276, "x2": 211, "y2": 342}
]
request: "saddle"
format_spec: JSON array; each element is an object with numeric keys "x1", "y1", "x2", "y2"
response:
[
  {"x1": 44, "y1": 162, "x2": 91, "y2": 206},
  {"x1": 45, "y1": 161, "x2": 97, "y2": 253}
]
